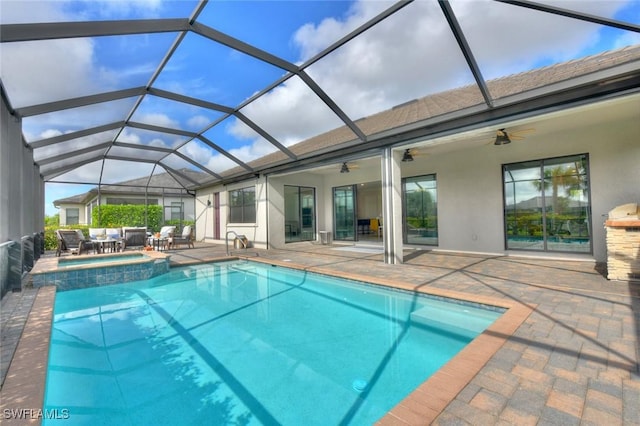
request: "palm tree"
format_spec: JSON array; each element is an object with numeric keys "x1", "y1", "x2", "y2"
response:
[{"x1": 532, "y1": 163, "x2": 582, "y2": 233}]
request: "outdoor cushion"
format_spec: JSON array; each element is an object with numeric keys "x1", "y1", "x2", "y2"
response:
[
  {"x1": 105, "y1": 228, "x2": 121, "y2": 239},
  {"x1": 159, "y1": 226, "x2": 176, "y2": 238},
  {"x1": 88, "y1": 228, "x2": 106, "y2": 239}
]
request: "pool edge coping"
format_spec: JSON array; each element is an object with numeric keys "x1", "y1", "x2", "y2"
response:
[{"x1": 0, "y1": 286, "x2": 55, "y2": 425}]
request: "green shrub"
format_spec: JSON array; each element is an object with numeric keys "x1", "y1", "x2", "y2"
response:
[
  {"x1": 44, "y1": 206, "x2": 191, "y2": 251},
  {"x1": 44, "y1": 225, "x2": 90, "y2": 251},
  {"x1": 91, "y1": 205, "x2": 162, "y2": 231},
  {"x1": 164, "y1": 219, "x2": 194, "y2": 231}
]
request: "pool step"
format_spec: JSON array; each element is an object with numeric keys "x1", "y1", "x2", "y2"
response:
[{"x1": 409, "y1": 305, "x2": 495, "y2": 339}]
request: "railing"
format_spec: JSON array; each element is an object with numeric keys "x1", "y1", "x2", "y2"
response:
[
  {"x1": 21, "y1": 235, "x2": 34, "y2": 273},
  {"x1": 1, "y1": 232, "x2": 45, "y2": 299},
  {"x1": 225, "y1": 230, "x2": 247, "y2": 256},
  {"x1": 0, "y1": 241, "x2": 21, "y2": 298}
]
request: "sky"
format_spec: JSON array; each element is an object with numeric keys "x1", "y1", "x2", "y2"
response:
[{"x1": 0, "y1": 0, "x2": 638, "y2": 216}]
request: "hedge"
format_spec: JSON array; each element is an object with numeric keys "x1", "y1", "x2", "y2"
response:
[
  {"x1": 43, "y1": 205, "x2": 195, "y2": 250},
  {"x1": 91, "y1": 205, "x2": 163, "y2": 230}
]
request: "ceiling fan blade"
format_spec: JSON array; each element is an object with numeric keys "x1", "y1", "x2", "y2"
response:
[{"x1": 512, "y1": 128, "x2": 536, "y2": 134}]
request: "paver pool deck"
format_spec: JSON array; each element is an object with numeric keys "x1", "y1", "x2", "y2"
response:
[{"x1": 1, "y1": 242, "x2": 638, "y2": 425}]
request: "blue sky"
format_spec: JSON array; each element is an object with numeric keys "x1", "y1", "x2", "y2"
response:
[{"x1": 0, "y1": 0, "x2": 638, "y2": 216}]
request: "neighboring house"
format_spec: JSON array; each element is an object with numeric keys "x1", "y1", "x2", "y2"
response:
[{"x1": 54, "y1": 170, "x2": 196, "y2": 227}]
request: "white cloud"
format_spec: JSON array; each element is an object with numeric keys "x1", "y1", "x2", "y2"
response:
[
  {"x1": 1, "y1": 38, "x2": 97, "y2": 108},
  {"x1": 187, "y1": 115, "x2": 212, "y2": 130},
  {"x1": 86, "y1": 0, "x2": 163, "y2": 19},
  {"x1": 116, "y1": 128, "x2": 142, "y2": 145},
  {"x1": 231, "y1": 0, "x2": 637, "y2": 149},
  {"x1": 34, "y1": 131, "x2": 114, "y2": 161},
  {"x1": 231, "y1": 77, "x2": 344, "y2": 147},
  {"x1": 40, "y1": 129, "x2": 64, "y2": 139},
  {"x1": 3, "y1": 0, "x2": 636, "y2": 205},
  {"x1": 148, "y1": 138, "x2": 170, "y2": 148},
  {"x1": 0, "y1": 0, "x2": 68, "y2": 24},
  {"x1": 138, "y1": 113, "x2": 180, "y2": 130}
]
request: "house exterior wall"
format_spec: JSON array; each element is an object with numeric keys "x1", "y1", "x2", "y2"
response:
[
  {"x1": 195, "y1": 189, "x2": 217, "y2": 242},
  {"x1": 57, "y1": 204, "x2": 88, "y2": 226},
  {"x1": 318, "y1": 165, "x2": 382, "y2": 242},
  {"x1": 195, "y1": 94, "x2": 638, "y2": 264},
  {"x1": 267, "y1": 173, "x2": 328, "y2": 248},
  {"x1": 399, "y1": 98, "x2": 638, "y2": 263},
  {"x1": 196, "y1": 177, "x2": 268, "y2": 249}
]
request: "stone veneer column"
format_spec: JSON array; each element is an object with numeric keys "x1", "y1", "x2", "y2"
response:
[{"x1": 605, "y1": 219, "x2": 640, "y2": 281}]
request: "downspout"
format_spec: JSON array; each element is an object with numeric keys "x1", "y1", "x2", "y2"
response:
[
  {"x1": 97, "y1": 159, "x2": 107, "y2": 226},
  {"x1": 144, "y1": 166, "x2": 156, "y2": 230}
]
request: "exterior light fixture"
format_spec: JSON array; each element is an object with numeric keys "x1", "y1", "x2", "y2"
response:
[
  {"x1": 494, "y1": 129, "x2": 511, "y2": 145},
  {"x1": 402, "y1": 149, "x2": 414, "y2": 162},
  {"x1": 340, "y1": 162, "x2": 350, "y2": 173}
]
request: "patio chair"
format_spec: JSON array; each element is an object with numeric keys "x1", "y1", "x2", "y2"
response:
[
  {"x1": 158, "y1": 225, "x2": 176, "y2": 238},
  {"x1": 56, "y1": 229, "x2": 96, "y2": 257},
  {"x1": 121, "y1": 228, "x2": 148, "y2": 251},
  {"x1": 169, "y1": 225, "x2": 194, "y2": 249},
  {"x1": 148, "y1": 225, "x2": 176, "y2": 251}
]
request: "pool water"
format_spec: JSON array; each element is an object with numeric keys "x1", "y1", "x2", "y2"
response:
[{"x1": 43, "y1": 261, "x2": 502, "y2": 425}]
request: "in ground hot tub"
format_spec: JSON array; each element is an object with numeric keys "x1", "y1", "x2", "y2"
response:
[{"x1": 30, "y1": 251, "x2": 171, "y2": 290}]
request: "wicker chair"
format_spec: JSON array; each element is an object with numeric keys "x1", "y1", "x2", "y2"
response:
[
  {"x1": 56, "y1": 229, "x2": 96, "y2": 256},
  {"x1": 169, "y1": 225, "x2": 194, "y2": 249},
  {"x1": 121, "y1": 228, "x2": 148, "y2": 251}
]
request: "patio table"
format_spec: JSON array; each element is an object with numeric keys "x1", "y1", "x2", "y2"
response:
[
  {"x1": 91, "y1": 238, "x2": 119, "y2": 254},
  {"x1": 148, "y1": 237, "x2": 169, "y2": 251}
]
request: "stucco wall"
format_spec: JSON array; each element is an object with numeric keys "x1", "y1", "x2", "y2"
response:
[
  {"x1": 268, "y1": 173, "x2": 329, "y2": 248},
  {"x1": 196, "y1": 177, "x2": 268, "y2": 249},
  {"x1": 195, "y1": 94, "x2": 638, "y2": 263},
  {"x1": 399, "y1": 96, "x2": 639, "y2": 262}
]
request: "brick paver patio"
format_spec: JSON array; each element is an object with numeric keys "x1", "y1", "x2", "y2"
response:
[{"x1": 1, "y1": 242, "x2": 638, "y2": 425}]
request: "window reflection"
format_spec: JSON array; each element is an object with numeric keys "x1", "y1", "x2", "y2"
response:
[
  {"x1": 403, "y1": 175, "x2": 438, "y2": 246},
  {"x1": 503, "y1": 154, "x2": 591, "y2": 253}
]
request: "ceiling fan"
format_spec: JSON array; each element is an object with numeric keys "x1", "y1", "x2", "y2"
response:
[
  {"x1": 339, "y1": 162, "x2": 360, "y2": 173},
  {"x1": 492, "y1": 128, "x2": 535, "y2": 145},
  {"x1": 401, "y1": 148, "x2": 428, "y2": 161}
]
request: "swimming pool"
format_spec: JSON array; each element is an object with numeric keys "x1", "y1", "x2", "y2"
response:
[{"x1": 43, "y1": 260, "x2": 503, "y2": 425}]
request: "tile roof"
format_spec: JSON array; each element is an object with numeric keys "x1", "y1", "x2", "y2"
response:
[{"x1": 243, "y1": 44, "x2": 640, "y2": 171}]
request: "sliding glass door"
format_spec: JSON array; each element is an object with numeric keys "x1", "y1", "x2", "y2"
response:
[
  {"x1": 503, "y1": 154, "x2": 591, "y2": 253},
  {"x1": 333, "y1": 185, "x2": 356, "y2": 241},
  {"x1": 284, "y1": 186, "x2": 316, "y2": 243},
  {"x1": 403, "y1": 175, "x2": 438, "y2": 245}
]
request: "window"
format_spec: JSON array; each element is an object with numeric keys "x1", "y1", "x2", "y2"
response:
[
  {"x1": 403, "y1": 175, "x2": 438, "y2": 245},
  {"x1": 503, "y1": 154, "x2": 591, "y2": 253},
  {"x1": 171, "y1": 202, "x2": 183, "y2": 221},
  {"x1": 229, "y1": 187, "x2": 256, "y2": 223},
  {"x1": 66, "y1": 208, "x2": 79, "y2": 225}
]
